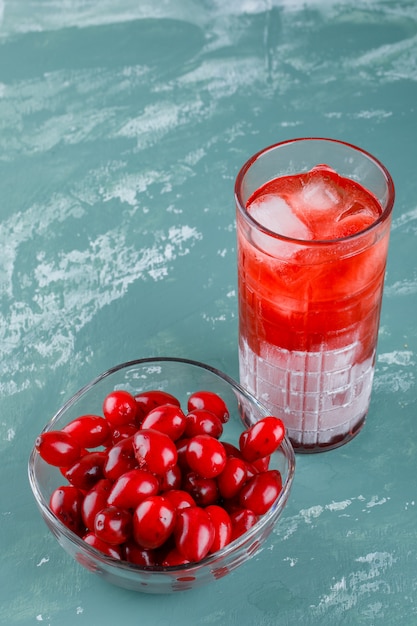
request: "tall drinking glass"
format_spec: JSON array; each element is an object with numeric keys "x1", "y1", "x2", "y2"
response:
[{"x1": 235, "y1": 138, "x2": 394, "y2": 452}]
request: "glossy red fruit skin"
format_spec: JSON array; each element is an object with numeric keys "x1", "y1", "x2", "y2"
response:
[
  {"x1": 184, "y1": 409, "x2": 223, "y2": 439},
  {"x1": 62, "y1": 415, "x2": 111, "y2": 448},
  {"x1": 206, "y1": 505, "x2": 232, "y2": 553},
  {"x1": 81, "y1": 478, "x2": 113, "y2": 531},
  {"x1": 141, "y1": 404, "x2": 187, "y2": 441},
  {"x1": 229, "y1": 508, "x2": 258, "y2": 541},
  {"x1": 134, "y1": 390, "x2": 181, "y2": 425},
  {"x1": 187, "y1": 391, "x2": 229, "y2": 423},
  {"x1": 133, "y1": 495, "x2": 176, "y2": 549},
  {"x1": 103, "y1": 390, "x2": 138, "y2": 427},
  {"x1": 49, "y1": 485, "x2": 84, "y2": 535},
  {"x1": 36, "y1": 431, "x2": 82, "y2": 467},
  {"x1": 64, "y1": 451, "x2": 106, "y2": 491},
  {"x1": 182, "y1": 472, "x2": 219, "y2": 507},
  {"x1": 217, "y1": 456, "x2": 248, "y2": 500},
  {"x1": 161, "y1": 547, "x2": 190, "y2": 567},
  {"x1": 239, "y1": 416, "x2": 285, "y2": 463},
  {"x1": 103, "y1": 436, "x2": 138, "y2": 481},
  {"x1": 110, "y1": 423, "x2": 137, "y2": 445},
  {"x1": 175, "y1": 438, "x2": 192, "y2": 471},
  {"x1": 94, "y1": 505, "x2": 132, "y2": 545},
  {"x1": 159, "y1": 464, "x2": 182, "y2": 491},
  {"x1": 239, "y1": 470, "x2": 283, "y2": 515},
  {"x1": 83, "y1": 532, "x2": 122, "y2": 559},
  {"x1": 174, "y1": 506, "x2": 215, "y2": 563},
  {"x1": 124, "y1": 540, "x2": 157, "y2": 566},
  {"x1": 163, "y1": 489, "x2": 196, "y2": 511},
  {"x1": 185, "y1": 434, "x2": 227, "y2": 479},
  {"x1": 133, "y1": 429, "x2": 177, "y2": 476},
  {"x1": 107, "y1": 468, "x2": 159, "y2": 509}
]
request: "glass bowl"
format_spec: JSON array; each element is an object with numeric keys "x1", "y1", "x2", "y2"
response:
[{"x1": 28, "y1": 357, "x2": 295, "y2": 593}]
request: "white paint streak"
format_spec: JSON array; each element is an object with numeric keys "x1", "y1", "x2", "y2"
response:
[{"x1": 377, "y1": 351, "x2": 414, "y2": 367}]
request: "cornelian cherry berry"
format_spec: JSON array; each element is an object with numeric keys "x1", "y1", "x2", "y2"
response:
[
  {"x1": 184, "y1": 409, "x2": 223, "y2": 439},
  {"x1": 133, "y1": 429, "x2": 177, "y2": 475},
  {"x1": 107, "y1": 468, "x2": 159, "y2": 509},
  {"x1": 239, "y1": 416, "x2": 285, "y2": 463},
  {"x1": 239, "y1": 470, "x2": 283, "y2": 515},
  {"x1": 64, "y1": 450, "x2": 106, "y2": 491},
  {"x1": 187, "y1": 391, "x2": 229, "y2": 423},
  {"x1": 103, "y1": 390, "x2": 137, "y2": 427},
  {"x1": 182, "y1": 471, "x2": 219, "y2": 506},
  {"x1": 141, "y1": 404, "x2": 186, "y2": 441},
  {"x1": 174, "y1": 506, "x2": 215, "y2": 562},
  {"x1": 49, "y1": 485, "x2": 84, "y2": 535},
  {"x1": 134, "y1": 390, "x2": 181, "y2": 422},
  {"x1": 94, "y1": 506, "x2": 132, "y2": 545},
  {"x1": 217, "y1": 456, "x2": 247, "y2": 500},
  {"x1": 103, "y1": 436, "x2": 138, "y2": 481},
  {"x1": 83, "y1": 532, "x2": 122, "y2": 559},
  {"x1": 62, "y1": 415, "x2": 111, "y2": 448},
  {"x1": 81, "y1": 478, "x2": 113, "y2": 530},
  {"x1": 36, "y1": 431, "x2": 82, "y2": 467},
  {"x1": 133, "y1": 495, "x2": 176, "y2": 549},
  {"x1": 206, "y1": 504, "x2": 232, "y2": 553},
  {"x1": 229, "y1": 508, "x2": 258, "y2": 541},
  {"x1": 186, "y1": 434, "x2": 227, "y2": 479}
]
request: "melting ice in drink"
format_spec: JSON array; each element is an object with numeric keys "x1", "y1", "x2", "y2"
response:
[{"x1": 238, "y1": 162, "x2": 390, "y2": 451}]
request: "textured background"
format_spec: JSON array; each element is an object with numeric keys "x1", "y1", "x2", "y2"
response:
[{"x1": 1, "y1": 1, "x2": 417, "y2": 624}]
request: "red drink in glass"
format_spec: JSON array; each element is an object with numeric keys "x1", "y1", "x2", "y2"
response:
[{"x1": 235, "y1": 138, "x2": 394, "y2": 452}]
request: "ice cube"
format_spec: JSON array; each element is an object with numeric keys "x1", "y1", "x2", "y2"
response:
[
  {"x1": 300, "y1": 179, "x2": 341, "y2": 211},
  {"x1": 249, "y1": 194, "x2": 311, "y2": 240}
]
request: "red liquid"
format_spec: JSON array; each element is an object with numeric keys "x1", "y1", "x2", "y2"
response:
[{"x1": 237, "y1": 165, "x2": 391, "y2": 451}]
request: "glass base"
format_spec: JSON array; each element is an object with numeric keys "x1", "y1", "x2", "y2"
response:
[
  {"x1": 289, "y1": 413, "x2": 366, "y2": 453},
  {"x1": 239, "y1": 337, "x2": 374, "y2": 452}
]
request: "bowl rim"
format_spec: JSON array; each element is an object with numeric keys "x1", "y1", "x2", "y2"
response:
[{"x1": 28, "y1": 356, "x2": 296, "y2": 575}]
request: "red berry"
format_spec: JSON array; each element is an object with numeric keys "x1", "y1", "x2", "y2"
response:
[
  {"x1": 187, "y1": 391, "x2": 229, "y2": 423},
  {"x1": 229, "y1": 508, "x2": 258, "y2": 541},
  {"x1": 184, "y1": 409, "x2": 223, "y2": 439},
  {"x1": 124, "y1": 540, "x2": 157, "y2": 566},
  {"x1": 182, "y1": 471, "x2": 219, "y2": 506},
  {"x1": 174, "y1": 506, "x2": 215, "y2": 563},
  {"x1": 49, "y1": 485, "x2": 84, "y2": 535},
  {"x1": 141, "y1": 404, "x2": 187, "y2": 441},
  {"x1": 163, "y1": 489, "x2": 196, "y2": 511},
  {"x1": 239, "y1": 417, "x2": 285, "y2": 463},
  {"x1": 103, "y1": 436, "x2": 138, "y2": 481},
  {"x1": 133, "y1": 495, "x2": 176, "y2": 549},
  {"x1": 159, "y1": 464, "x2": 182, "y2": 491},
  {"x1": 186, "y1": 435, "x2": 227, "y2": 479},
  {"x1": 83, "y1": 532, "x2": 122, "y2": 559},
  {"x1": 133, "y1": 429, "x2": 177, "y2": 476},
  {"x1": 217, "y1": 456, "x2": 248, "y2": 500},
  {"x1": 81, "y1": 478, "x2": 113, "y2": 531},
  {"x1": 103, "y1": 390, "x2": 137, "y2": 427},
  {"x1": 63, "y1": 415, "x2": 111, "y2": 448},
  {"x1": 94, "y1": 506, "x2": 132, "y2": 545},
  {"x1": 107, "y1": 468, "x2": 160, "y2": 509},
  {"x1": 64, "y1": 450, "x2": 106, "y2": 491},
  {"x1": 161, "y1": 547, "x2": 190, "y2": 567},
  {"x1": 239, "y1": 470, "x2": 282, "y2": 515},
  {"x1": 206, "y1": 505, "x2": 232, "y2": 553},
  {"x1": 36, "y1": 431, "x2": 82, "y2": 467},
  {"x1": 110, "y1": 423, "x2": 138, "y2": 445},
  {"x1": 134, "y1": 390, "x2": 181, "y2": 425}
]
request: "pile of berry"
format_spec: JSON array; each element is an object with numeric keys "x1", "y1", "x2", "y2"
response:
[{"x1": 35, "y1": 388, "x2": 285, "y2": 566}]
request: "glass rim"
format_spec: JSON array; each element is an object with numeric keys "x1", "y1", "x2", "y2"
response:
[{"x1": 234, "y1": 137, "x2": 395, "y2": 247}]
